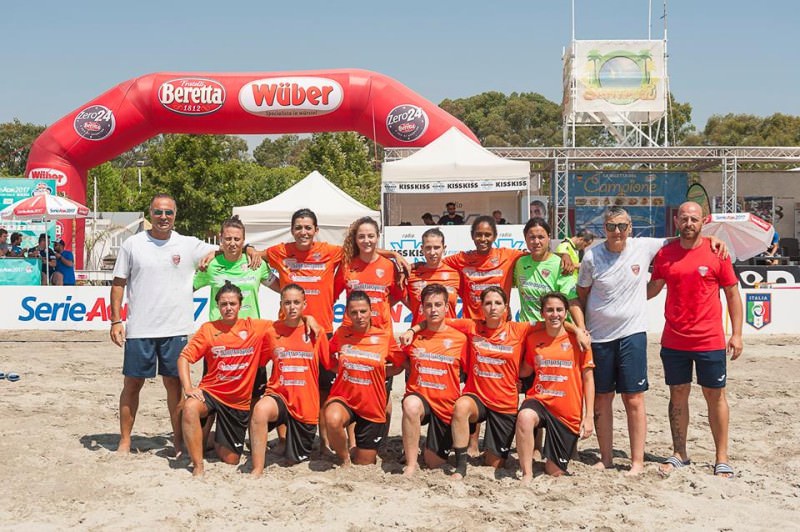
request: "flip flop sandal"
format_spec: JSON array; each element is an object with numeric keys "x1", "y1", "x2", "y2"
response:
[
  {"x1": 658, "y1": 456, "x2": 691, "y2": 478},
  {"x1": 7, "y1": 373, "x2": 20, "y2": 382},
  {"x1": 714, "y1": 463, "x2": 735, "y2": 478},
  {"x1": 0, "y1": 372, "x2": 6, "y2": 380}
]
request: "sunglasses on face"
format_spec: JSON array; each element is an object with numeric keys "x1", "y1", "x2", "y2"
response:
[
  {"x1": 605, "y1": 222, "x2": 629, "y2": 232},
  {"x1": 152, "y1": 209, "x2": 175, "y2": 216}
]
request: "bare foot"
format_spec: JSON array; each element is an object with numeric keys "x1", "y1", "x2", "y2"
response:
[
  {"x1": 593, "y1": 461, "x2": 613, "y2": 471},
  {"x1": 533, "y1": 449, "x2": 543, "y2": 462},
  {"x1": 402, "y1": 464, "x2": 418, "y2": 477},
  {"x1": 625, "y1": 463, "x2": 644, "y2": 477},
  {"x1": 191, "y1": 464, "x2": 204, "y2": 477},
  {"x1": 520, "y1": 474, "x2": 533, "y2": 485},
  {"x1": 116, "y1": 439, "x2": 131, "y2": 454},
  {"x1": 467, "y1": 446, "x2": 481, "y2": 458},
  {"x1": 251, "y1": 467, "x2": 263, "y2": 477},
  {"x1": 450, "y1": 472, "x2": 464, "y2": 480}
]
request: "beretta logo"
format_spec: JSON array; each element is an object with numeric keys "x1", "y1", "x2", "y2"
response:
[
  {"x1": 74, "y1": 105, "x2": 115, "y2": 141},
  {"x1": 28, "y1": 168, "x2": 68, "y2": 187},
  {"x1": 238, "y1": 77, "x2": 344, "y2": 117},
  {"x1": 158, "y1": 78, "x2": 226, "y2": 115},
  {"x1": 386, "y1": 104, "x2": 428, "y2": 142}
]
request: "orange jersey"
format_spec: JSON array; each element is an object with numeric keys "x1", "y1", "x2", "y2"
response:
[
  {"x1": 524, "y1": 328, "x2": 594, "y2": 434},
  {"x1": 266, "y1": 241, "x2": 343, "y2": 333},
  {"x1": 444, "y1": 247, "x2": 525, "y2": 319},
  {"x1": 406, "y1": 262, "x2": 460, "y2": 326},
  {"x1": 180, "y1": 318, "x2": 273, "y2": 411},
  {"x1": 326, "y1": 325, "x2": 404, "y2": 422},
  {"x1": 399, "y1": 326, "x2": 469, "y2": 424},
  {"x1": 263, "y1": 322, "x2": 331, "y2": 424},
  {"x1": 334, "y1": 256, "x2": 403, "y2": 329},
  {"x1": 450, "y1": 318, "x2": 536, "y2": 414}
]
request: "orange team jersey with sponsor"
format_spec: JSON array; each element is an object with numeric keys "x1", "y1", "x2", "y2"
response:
[
  {"x1": 524, "y1": 328, "x2": 594, "y2": 434},
  {"x1": 263, "y1": 321, "x2": 332, "y2": 425},
  {"x1": 449, "y1": 318, "x2": 539, "y2": 414},
  {"x1": 443, "y1": 247, "x2": 526, "y2": 319},
  {"x1": 399, "y1": 326, "x2": 469, "y2": 424},
  {"x1": 266, "y1": 241, "x2": 343, "y2": 333},
  {"x1": 406, "y1": 262, "x2": 460, "y2": 326},
  {"x1": 334, "y1": 256, "x2": 403, "y2": 329},
  {"x1": 326, "y1": 325, "x2": 404, "y2": 423},
  {"x1": 180, "y1": 318, "x2": 273, "y2": 411}
]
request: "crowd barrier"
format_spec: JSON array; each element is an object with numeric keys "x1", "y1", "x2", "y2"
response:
[{"x1": 0, "y1": 284, "x2": 794, "y2": 335}]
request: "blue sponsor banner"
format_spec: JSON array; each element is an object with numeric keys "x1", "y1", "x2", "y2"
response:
[
  {"x1": 0, "y1": 177, "x2": 58, "y2": 248},
  {"x1": 568, "y1": 171, "x2": 687, "y2": 237},
  {"x1": 0, "y1": 258, "x2": 41, "y2": 286}
]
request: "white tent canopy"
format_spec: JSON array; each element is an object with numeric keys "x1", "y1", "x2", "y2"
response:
[
  {"x1": 381, "y1": 127, "x2": 530, "y2": 186},
  {"x1": 233, "y1": 171, "x2": 379, "y2": 249}
]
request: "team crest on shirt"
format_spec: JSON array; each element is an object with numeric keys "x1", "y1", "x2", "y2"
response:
[
  {"x1": 370, "y1": 336, "x2": 379, "y2": 344},
  {"x1": 561, "y1": 341, "x2": 571, "y2": 351},
  {"x1": 541, "y1": 269, "x2": 551, "y2": 279},
  {"x1": 498, "y1": 331, "x2": 507, "y2": 341},
  {"x1": 443, "y1": 339, "x2": 453, "y2": 349},
  {"x1": 240, "y1": 263, "x2": 248, "y2": 271},
  {"x1": 631, "y1": 264, "x2": 640, "y2": 275},
  {"x1": 490, "y1": 257, "x2": 499, "y2": 266},
  {"x1": 441, "y1": 272, "x2": 450, "y2": 280},
  {"x1": 698, "y1": 266, "x2": 709, "y2": 277},
  {"x1": 172, "y1": 254, "x2": 181, "y2": 266},
  {"x1": 239, "y1": 331, "x2": 248, "y2": 340},
  {"x1": 375, "y1": 268, "x2": 385, "y2": 278},
  {"x1": 312, "y1": 252, "x2": 322, "y2": 261}
]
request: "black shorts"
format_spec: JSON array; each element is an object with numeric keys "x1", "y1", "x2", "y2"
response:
[
  {"x1": 319, "y1": 333, "x2": 336, "y2": 391},
  {"x1": 252, "y1": 366, "x2": 267, "y2": 401},
  {"x1": 465, "y1": 394, "x2": 517, "y2": 459},
  {"x1": 266, "y1": 394, "x2": 316, "y2": 463},
  {"x1": 329, "y1": 400, "x2": 385, "y2": 450},
  {"x1": 201, "y1": 391, "x2": 250, "y2": 456},
  {"x1": 407, "y1": 393, "x2": 453, "y2": 459},
  {"x1": 520, "y1": 398, "x2": 579, "y2": 472}
]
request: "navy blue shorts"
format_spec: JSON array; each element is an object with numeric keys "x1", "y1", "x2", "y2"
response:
[
  {"x1": 660, "y1": 347, "x2": 727, "y2": 388},
  {"x1": 592, "y1": 332, "x2": 648, "y2": 394},
  {"x1": 122, "y1": 336, "x2": 187, "y2": 378}
]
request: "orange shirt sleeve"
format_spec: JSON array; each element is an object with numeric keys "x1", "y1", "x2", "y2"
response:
[
  {"x1": 446, "y1": 318, "x2": 476, "y2": 336},
  {"x1": 180, "y1": 324, "x2": 212, "y2": 364}
]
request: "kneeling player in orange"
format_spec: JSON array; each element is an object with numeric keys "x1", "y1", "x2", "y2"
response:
[
  {"x1": 322, "y1": 291, "x2": 405, "y2": 466},
  {"x1": 516, "y1": 292, "x2": 595, "y2": 480},
  {"x1": 397, "y1": 283, "x2": 468, "y2": 477},
  {"x1": 178, "y1": 282, "x2": 272, "y2": 476},
  {"x1": 249, "y1": 284, "x2": 331, "y2": 476}
]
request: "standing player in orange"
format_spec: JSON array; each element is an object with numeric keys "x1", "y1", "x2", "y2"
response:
[
  {"x1": 404, "y1": 228, "x2": 460, "y2": 326},
  {"x1": 322, "y1": 291, "x2": 405, "y2": 466},
  {"x1": 249, "y1": 284, "x2": 330, "y2": 476},
  {"x1": 397, "y1": 284, "x2": 468, "y2": 477},
  {"x1": 517, "y1": 292, "x2": 595, "y2": 480},
  {"x1": 265, "y1": 209, "x2": 407, "y2": 450},
  {"x1": 442, "y1": 216, "x2": 527, "y2": 320},
  {"x1": 178, "y1": 282, "x2": 271, "y2": 477}
]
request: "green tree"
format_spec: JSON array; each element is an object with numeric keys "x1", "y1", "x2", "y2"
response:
[
  {"x1": 0, "y1": 119, "x2": 46, "y2": 176},
  {"x1": 87, "y1": 162, "x2": 140, "y2": 212},
  {"x1": 687, "y1": 113, "x2": 800, "y2": 146},
  {"x1": 298, "y1": 132, "x2": 380, "y2": 209},
  {"x1": 253, "y1": 135, "x2": 310, "y2": 167}
]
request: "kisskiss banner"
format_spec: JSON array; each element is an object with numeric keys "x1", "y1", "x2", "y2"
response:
[
  {"x1": 382, "y1": 178, "x2": 528, "y2": 194},
  {"x1": 25, "y1": 69, "x2": 477, "y2": 267}
]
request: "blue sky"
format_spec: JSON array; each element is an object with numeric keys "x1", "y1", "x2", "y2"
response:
[{"x1": 2, "y1": 0, "x2": 798, "y2": 142}]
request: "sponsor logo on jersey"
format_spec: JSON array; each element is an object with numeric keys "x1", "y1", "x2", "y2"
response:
[
  {"x1": 631, "y1": 264, "x2": 640, "y2": 275},
  {"x1": 698, "y1": 265, "x2": 709, "y2": 277}
]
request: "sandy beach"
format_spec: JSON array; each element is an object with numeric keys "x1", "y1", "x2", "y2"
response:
[{"x1": 1, "y1": 330, "x2": 798, "y2": 531}]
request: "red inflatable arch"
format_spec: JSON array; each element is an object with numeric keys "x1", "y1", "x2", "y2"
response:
[{"x1": 25, "y1": 69, "x2": 477, "y2": 267}]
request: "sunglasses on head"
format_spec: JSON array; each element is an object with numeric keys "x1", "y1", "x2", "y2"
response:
[
  {"x1": 152, "y1": 209, "x2": 175, "y2": 216},
  {"x1": 605, "y1": 222, "x2": 629, "y2": 232}
]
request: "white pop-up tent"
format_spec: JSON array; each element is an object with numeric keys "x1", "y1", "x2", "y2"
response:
[
  {"x1": 233, "y1": 170, "x2": 379, "y2": 248},
  {"x1": 381, "y1": 127, "x2": 531, "y2": 225}
]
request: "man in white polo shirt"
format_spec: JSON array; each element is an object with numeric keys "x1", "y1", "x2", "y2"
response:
[{"x1": 110, "y1": 193, "x2": 219, "y2": 455}]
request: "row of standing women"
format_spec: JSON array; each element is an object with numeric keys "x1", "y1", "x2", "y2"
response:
[{"x1": 179, "y1": 210, "x2": 592, "y2": 478}]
